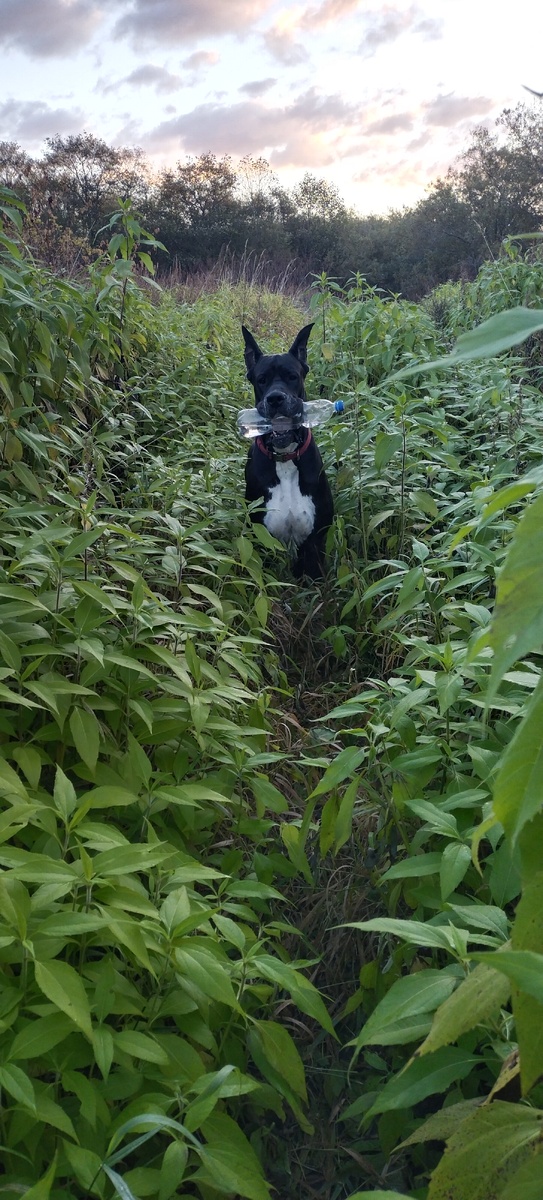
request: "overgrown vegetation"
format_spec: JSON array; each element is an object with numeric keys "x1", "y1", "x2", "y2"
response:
[
  {"x1": 2, "y1": 101, "x2": 543, "y2": 296},
  {"x1": 1, "y1": 186, "x2": 543, "y2": 1200}
]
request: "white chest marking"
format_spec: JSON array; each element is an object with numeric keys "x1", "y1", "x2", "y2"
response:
[{"x1": 264, "y1": 459, "x2": 316, "y2": 546}]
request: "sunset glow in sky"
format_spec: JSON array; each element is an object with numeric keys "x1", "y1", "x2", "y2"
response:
[{"x1": 2, "y1": 0, "x2": 542, "y2": 214}]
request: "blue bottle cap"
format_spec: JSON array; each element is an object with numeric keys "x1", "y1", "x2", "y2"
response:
[{"x1": 334, "y1": 400, "x2": 344, "y2": 413}]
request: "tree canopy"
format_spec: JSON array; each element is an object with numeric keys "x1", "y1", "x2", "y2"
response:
[{"x1": 1, "y1": 103, "x2": 542, "y2": 297}]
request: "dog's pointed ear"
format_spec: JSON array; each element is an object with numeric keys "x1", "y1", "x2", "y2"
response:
[
  {"x1": 288, "y1": 322, "x2": 314, "y2": 376},
  {"x1": 242, "y1": 325, "x2": 263, "y2": 377}
]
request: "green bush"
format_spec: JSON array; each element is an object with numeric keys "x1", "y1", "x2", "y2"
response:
[{"x1": 2, "y1": 189, "x2": 543, "y2": 1200}]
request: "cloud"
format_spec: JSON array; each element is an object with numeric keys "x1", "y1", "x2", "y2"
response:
[
  {"x1": 407, "y1": 131, "x2": 431, "y2": 150},
  {"x1": 271, "y1": 130, "x2": 335, "y2": 167},
  {"x1": 353, "y1": 150, "x2": 433, "y2": 188},
  {"x1": 262, "y1": 26, "x2": 308, "y2": 64},
  {"x1": 0, "y1": 0, "x2": 101, "y2": 57},
  {"x1": 182, "y1": 50, "x2": 220, "y2": 70},
  {"x1": 359, "y1": 4, "x2": 443, "y2": 58},
  {"x1": 0, "y1": 98, "x2": 85, "y2": 142},
  {"x1": 366, "y1": 112, "x2": 414, "y2": 135},
  {"x1": 115, "y1": 0, "x2": 272, "y2": 47},
  {"x1": 142, "y1": 87, "x2": 359, "y2": 167},
  {"x1": 305, "y1": 0, "x2": 363, "y2": 24},
  {"x1": 102, "y1": 65, "x2": 183, "y2": 95},
  {"x1": 423, "y1": 93, "x2": 494, "y2": 126},
  {"x1": 414, "y1": 16, "x2": 443, "y2": 38},
  {"x1": 111, "y1": 118, "x2": 143, "y2": 146},
  {"x1": 240, "y1": 78, "x2": 277, "y2": 97}
]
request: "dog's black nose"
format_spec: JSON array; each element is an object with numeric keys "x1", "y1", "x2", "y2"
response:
[{"x1": 266, "y1": 391, "x2": 284, "y2": 410}]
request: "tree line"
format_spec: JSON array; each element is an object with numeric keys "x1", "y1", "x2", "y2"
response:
[{"x1": 2, "y1": 102, "x2": 542, "y2": 298}]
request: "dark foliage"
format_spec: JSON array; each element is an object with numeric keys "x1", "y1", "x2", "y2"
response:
[{"x1": 1, "y1": 103, "x2": 543, "y2": 297}]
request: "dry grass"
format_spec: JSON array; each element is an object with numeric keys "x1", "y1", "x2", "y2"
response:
[{"x1": 159, "y1": 243, "x2": 308, "y2": 302}]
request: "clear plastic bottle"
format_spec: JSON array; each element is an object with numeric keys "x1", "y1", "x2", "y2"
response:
[{"x1": 237, "y1": 399, "x2": 344, "y2": 439}]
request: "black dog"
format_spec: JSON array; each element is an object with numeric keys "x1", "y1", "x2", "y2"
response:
[{"x1": 242, "y1": 322, "x2": 333, "y2": 579}]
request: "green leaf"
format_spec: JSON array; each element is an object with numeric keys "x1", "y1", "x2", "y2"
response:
[
  {"x1": 156, "y1": 783, "x2": 233, "y2": 808},
  {"x1": 113, "y1": 1029, "x2": 169, "y2": 1065},
  {"x1": 0, "y1": 584, "x2": 47, "y2": 606},
  {"x1": 0, "y1": 682, "x2": 40, "y2": 709},
  {"x1": 251, "y1": 1019, "x2": 307, "y2": 1101},
  {"x1": 9, "y1": 1012, "x2": 73, "y2": 1060},
  {"x1": 416, "y1": 963, "x2": 511, "y2": 1057},
  {"x1": 175, "y1": 945, "x2": 240, "y2": 1009},
  {"x1": 102, "y1": 911, "x2": 154, "y2": 972},
  {"x1": 247, "y1": 1025, "x2": 312, "y2": 1132},
  {"x1": 500, "y1": 1153, "x2": 543, "y2": 1200},
  {"x1": 18, "y1": 1155, "x2": 58, "y2": 1200},
  {"x1": 53, "y1": 765, "x2": 78, "y2": 820},
  {"x1": 453, "y1": 307, "x2": 543, "y2": 359},
  {"x1": 73, "y1": 580, "x2": 119, "y2": 613},
  {"x1": 0, "y1": 756, "x2": 30, "y2": 798},
  {"x1": 333, "y1": 776, "x2": 358, "y2": 852},
  {"x1": 35, "y1": 1091, "x2": 77, "y2": 1138},
  {"x1": 381, "y1": 852, "x2": 443, "y2": 880},
  {"x1": 0, "y1": 875, "x2": 29, "y2": 933},
  {"x1": 197, "y1": 1112, "x2": 271, "y2": 1200},
  {"x1": 38, "y1": 912, "x2": 107, "y2": 936},
  {"x1": 250, "y1": 953, "x2": 335, "y2": 1036},
  {"x1": 93, "y1": 1024, "x2": 114, "y2": 1079},
  {"x1": 472, "y1": 949, "x2": 543, "y2": 1006},
  {"x1": 511, "y1": 823, "x2": 543, "y2": 1092},
  {"x1": 93, "y1": 843, "x2": 172, "y2": 877},
  {"x1": 70, "y1": 706, "x2": 100, "y2": 773},
  {"x1": 399, "y1": 1098, "x2": 482, "y2": 1147},
  {"x1": 309, "y1": 745, "x2": 365, "y2": 797},
  {"x1": 375, "y1": 432, "x2": 402, "y2": 471},
  {"x1": 63, "y1": 1143, "x2": 103, "y2": 1196},
  {"x1": 406, "y1": 799, "x2": 459, "y2": 838},
  {"x1": 365, "y1": 1047, "x2": 479, "y2": 1119},
  {"x1": 185, "y1": 1066, "x2": 259, "y2": 1132},
  {"x1": 0, "y1": 628, "x2": 21, "y2": 670},
  {"x1": 137, "y1": 250, "x2": 155, "y2": 275},
  {"x1": 435, "y1": 671, "x2": 463, "y2": 715},
  {"x1": 11, "y1": 460, "x2": 43, "y2": 498},
  {"x1": 4, "y1": 850, "x2": 77, "y2": 884},
  {"x1": 106, "y1": 1112, "x2": 200, "y2": 1156},
  {"x1": 427, "y1": 1099, "x2": 543, "y2": 1200},
  {"x1": 251, "y1": 774, "x2": 289, "y2": 814},
  {"x1": 254, "y1": 594, "x2": 269, "y2": 627},
  {"x1": 389, "y1": 307, "x2": 543, "y2": 383},
  {"x1": 86, "y1": 786, "x2": 141, "y2": 808},
  {"x1": 350, "y1": 971, "x2": 456, "y2": 1052},
  {"x1": 411, "y1": 488, "x2": 439, "y2": 518},
  {"x1": 62, "y1": 1068, "x2": 99, "y2": 1127},
  {"x1": 251, "y1": 522, "x2": 285, "y2": 551},
  {"x1": 102, "y1": 1165, "x2": 139, "y2": 1200},
  {"x1": 344, "y1": 1194, "x2": 410, "y2": 1200},
  {"x1": 159, "y1": 1141, "x2": 188, "y2": 1200},
  {"x1": 488, "y1": 494, "x2": 543, "y2": 694},
  {"x1": 319, "y1": 793, "x2": 338, "y2": 856},
  {"x1": 34, "y1": 959, "x2": 92, "y2": 1040},
  {"x1": 440, "y1": 843, "x2": 472, "y2": 899},
  {"x1": 12, "y1": 745, "x2": 42, "y2": 789},
  {"x1": 448, "y1": 904, "x2": 509, "y2": 941},
  {"x1": 0, "y1": 1062, "x2": 36, "y2": 1112},
  {"x1": 345, "y1": 918, "x2": 462, "y2": 952},
  {"x1": 492, "y1": 674, "x2": 543, "y2": 844},
  {"x1": 280, "y1": 823, "x2": 313, "y2": 884}
]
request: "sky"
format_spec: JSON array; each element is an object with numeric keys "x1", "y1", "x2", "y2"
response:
[{"x1": 1, "y1": 0, "x2": 542, "y2": 215}]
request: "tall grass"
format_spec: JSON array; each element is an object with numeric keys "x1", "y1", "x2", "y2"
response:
[{"x1": 1, "y1": 191, "x2": 543, "y2": 1200}]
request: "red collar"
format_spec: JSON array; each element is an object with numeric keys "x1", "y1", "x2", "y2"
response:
[{"x1": 255, "y1": 428, "x2": 312, "y2": 462}]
